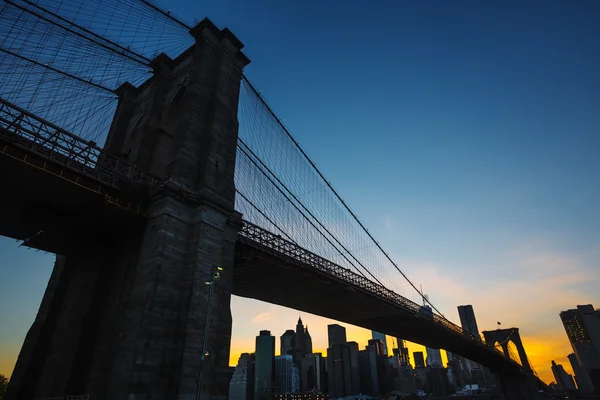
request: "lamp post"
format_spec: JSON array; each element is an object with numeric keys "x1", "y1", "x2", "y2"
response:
[{"x1": 195, "y1": 266, "x2": 223, "y2": 400}]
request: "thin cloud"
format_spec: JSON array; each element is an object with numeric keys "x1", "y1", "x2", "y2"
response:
[{"x1": 252, "y1": 311, "x2": 276, "y2": 323}]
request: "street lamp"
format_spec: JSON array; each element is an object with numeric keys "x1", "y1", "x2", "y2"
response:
[{"x1": 195, "y1": 266, "x2": 223, "y2": 400}]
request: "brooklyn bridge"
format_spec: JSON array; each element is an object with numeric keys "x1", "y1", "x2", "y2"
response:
[{"x1": 0, "y1": 0, "x2": 547, "y2": 399}]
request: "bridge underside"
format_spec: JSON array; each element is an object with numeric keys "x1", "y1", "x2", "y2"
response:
[
  {"x1": 0, "y1": 137, "x2": 146, "y2": 253},
  {"x1": 233, "y1": 241, "x2": 520, "y2": 376}
]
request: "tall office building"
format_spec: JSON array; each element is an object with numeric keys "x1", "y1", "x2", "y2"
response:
[
  {"x1": 551, "y1": 360, "x2": 576, "y2": 391},
  {"x1": 568, "y1": 353, "x2": 595, "y2": 393},
  {"x1": 426, "y1": 346, "x2": 443, "y2": 367},
  {"x1": 458, "y1": 305, "x2": 480, "y2": 337},
  {"x1": 358, "y1": 347, "x2": 380, "y2": 396},
  {"x1": 295, "y1": 317, "x2": 306, "y2": 355},
  {"x1": 328, "y1": 324, "x2": 347, "y2": 348},
  {"x1": 281, "y1": 330, "x2": 295, "y2": 356},
  {"x1": 254, "y1": 330, "x2": 275, "y2": 400},
  {"x1": 368, "y1": 339, "x2": 385, "y2": 357},
  {"x1": 560, "y1": 304, "x2": 600, "y2": 392},
  {"x1": 293, "y1": 317, "x2": 312, "y2": 372},
  {"x1": 414, "y1": 351, "x2": 426, "y2": 368},
  {"x1": 305, "y1": 326, "x2": 313, "y2": 355},
  {"x1": 327, "y1": 341, "x2": 360, "y2": 397},
  {"x1": 372, "y1": 331, "x2": 388, "y2": 355},
  {"x1": 457, "y1": 305, "x2": 483, "y2": 376},
  {"x1": 275, "y1": 355, "x2": 296, "y2": 394},
  {"x1": 301, "y1": 353, "x2": 325, "y2": 392},
  {"x1": 229, "y1": 353, "x2": 255, "y2": 400}
]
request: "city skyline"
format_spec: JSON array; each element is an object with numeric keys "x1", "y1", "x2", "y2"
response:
[{"x1": 1, "y1": 0, "x2": 599, "y2": 390}]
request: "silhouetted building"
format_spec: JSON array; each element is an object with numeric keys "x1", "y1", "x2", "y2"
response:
[
  {"x1": 372, "y1": 331, "x2": 388, "y2": 355},
  {"x1": 568, "y1": 352, "x2": 595, "y2": 393},
  {"x1": 327, "y1": 341, "x2": 360, "y2": 397},
  {"x1": 446, "y1": 351, "x2": 467, "y2": 388},
  {"x1": 305, "y1": 326, "x2": 313, "y2": 355},
  {"x1": 229, "y1": 353, "x2": 255, "y2": 400},
  {"x1": 275, "y1": 355, "x2": 298, "y2": 394},
  {"x1": 295, "y1": 317, "x2": 312, "y2": 357},
  {"x1": 255, "y1": 330, "x2": 275, "y2": 400},
  {"x1": 368, "y1": 339, "x2": 385, "y2": 357},
  {"x1": 292, "y1": 317, "x2": 312, "y2": 379},
  {"x1": 551, "y1": 360, "x2": 576, "y2": 391},
  {"x1": 359, "y1": 340, "x2": 385, "y2": 396},
  {"x1": 301, "y1": 353, "x2": 325, "y2": 393},
  {"x1": 414, "y1": 351, "x2": 425, "y2": 368},
  {"x1": 427, "y1": 367, "x2": 453, "y2": 396},
  {"x1": 457, "y1": 304, "x2": 485, "y2": 376},
  {"x1": 281, "y1": 330, "x2": 295, "y2": 357},
  {"x1": 426, "y1": 347, "x2": 443, "y2": 367},
  {"x1": 458, "y1": 305, "x2": 480, "y2": 337},
  {"x1": 328, "y1": 324, "x2": 347, "y2": 348},
  {"x1": 560, "y1": 304, "x2": 600, "y2": 393}
]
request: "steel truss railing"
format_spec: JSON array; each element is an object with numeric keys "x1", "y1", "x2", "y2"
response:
[
  {"x1": 0, "y1": 97, "x2": 159, "y2": 189},
  {"x1": 238, "y1": 220, "x2": 520, "y2": 368}
]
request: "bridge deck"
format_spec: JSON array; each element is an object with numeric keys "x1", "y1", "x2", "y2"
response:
[{"x1": 0, "y1": 108, "x2": 538, "y2": 381}]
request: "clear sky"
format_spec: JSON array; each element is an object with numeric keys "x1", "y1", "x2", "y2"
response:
[{"x1": 1, "y1": 0, "x2": 599, "y2": 386}]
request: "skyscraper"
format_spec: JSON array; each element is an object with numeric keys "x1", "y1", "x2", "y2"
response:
[
  {"x1": 458, "y1": 305, "x2": 480, "y2": 337},
  {"x1": 561, "y1": 305, "x2": 600, "y2": 393},
  {"x1": 551, "y1": 360, "x2": 576, "y2": 391},
  {"x1": 414, "y1": 351, "x2": 425, "y2": 368},
  {"x1": 328, "y1": 324, "x2": 347, "y2": 347},
  {"x1": 372, "y1": 331, "x2": 388, "y2": 355},
  {"x1": 327, "y1": 341, "x2": 360, "y2": 397},
  {"x1": 568, "y1": 352, "x2": 595, "y2": 393},
  {"x1": 368, "y1": 339, "x2": 385, "y2": 357},
  {"x1": 281, "y1": 330, "x2": 295, "y2": 357},
  {"x1": 255, "y1": 330, "x2": 275, "y2": 400},
  {"x1": 229, "y1": 353, "x2": 255, "y2": 400},
  {"x1": 301, "y1": 353, "x2": 325, "y2": 392},
  {"x1": 275, "y1": 355, "x2": 296, "y2": 394},
  {"x1": 426, "y1": 346, "x2": 443, "y2": 367},
  {"x1": 457, "y1": 305, "x2": 483, "y2": 376},
  {"x1": 295, "y1": 317, "x2": 306, "y2": 355},
  {"x1": 305, "y1": 326, "x2": 313, "y2": 355}
]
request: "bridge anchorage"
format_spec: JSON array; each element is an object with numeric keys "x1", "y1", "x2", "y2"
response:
[{"x1": 0, "y1": 2, "x2": 545, "y2": 399}]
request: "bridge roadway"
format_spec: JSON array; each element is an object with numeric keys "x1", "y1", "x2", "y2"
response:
[{"x1": 0, "y1": 98, "x2": 540, "y2": 385}]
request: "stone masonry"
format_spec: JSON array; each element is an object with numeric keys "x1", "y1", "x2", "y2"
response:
[{"x1": 6, "y1": 18, "x2": 249, "y2": 400}]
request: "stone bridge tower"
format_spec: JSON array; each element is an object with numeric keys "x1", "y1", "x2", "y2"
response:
[
  {"x1": 483, "y1": 328, "x2": 541, "y2": 400},
  {"x1": 7, "y1": 18, "x2": 249, "y2": 400}
]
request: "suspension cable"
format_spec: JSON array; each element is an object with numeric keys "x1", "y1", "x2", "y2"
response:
[{"x1": 241, "y1": 75, "x2": 447, "y2": 319}]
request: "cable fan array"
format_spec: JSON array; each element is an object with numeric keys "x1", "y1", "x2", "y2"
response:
[{"x1": 0, "y1": 0, "x2": 193, "y2": 143}]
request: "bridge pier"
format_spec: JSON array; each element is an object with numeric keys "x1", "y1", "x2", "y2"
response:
[{"x1": 7, "y1": 18, "x2": 249, "y2": 400}]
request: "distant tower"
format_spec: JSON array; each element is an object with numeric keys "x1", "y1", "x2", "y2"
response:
[
  {"x1": 371, "y1": 331, "x2": 388, "y2": 355},
  {"x1": 551, "y1": 360, "x2": 576, "y2": 391},
  {"x1": 295, "y1": 317, "x2": 306, "y2": 354},
  {"x1": 568, "y1": 353, "x2": 595, "y2": 393},
  {"x1": 281, "y1": 330, "x2": 295, "y2": 356},
  {"x1": 255, "y1": 330, "x2": 275, "y2": 400},
  {"x1": 328, "y1": 324, "x2": 347, "y2": 347},
  {"x1": 305, "y1": 326, "x2": 313, "y2": 355},
  {"x1": 274, "y1": 355, "x2": 295, "y2": 394},
  {"x1": 229, "y1": 353, "x2": 255, "y2": 400},
  {"x1": 457, "y1": 305, "x2": 480, "y2": 337},
  {"x1": 426, "y1": 346, "x2": 443, "y2": 367}
]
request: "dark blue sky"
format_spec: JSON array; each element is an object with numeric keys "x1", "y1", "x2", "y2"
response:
[{"x1": 1, "y1": 0, "x2": 599, "y2": 382}]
